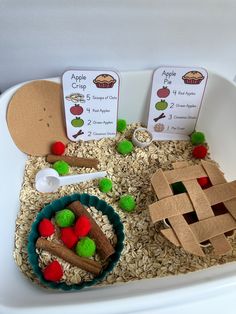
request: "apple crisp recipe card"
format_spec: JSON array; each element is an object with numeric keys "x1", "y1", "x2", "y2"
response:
[
  {"x1": 62, "y1": 70, "x2": 120, "y2": 141},
  {"x1": 147, "y1": 66, "x2": 208, "y2": 140}
]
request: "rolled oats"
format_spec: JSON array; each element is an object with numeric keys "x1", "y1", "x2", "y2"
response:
[{"x1": 13, "y1": 123, "x2": 236, "y2": 288}]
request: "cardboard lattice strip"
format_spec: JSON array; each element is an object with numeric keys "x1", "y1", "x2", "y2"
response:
[{"x1": 149, "y1": 161, "x2": 236, "y2": 256}]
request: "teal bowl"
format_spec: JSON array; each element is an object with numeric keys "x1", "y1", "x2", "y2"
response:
[{"x1": 27, "y1": 193, "x2": 124, "y2": 291}]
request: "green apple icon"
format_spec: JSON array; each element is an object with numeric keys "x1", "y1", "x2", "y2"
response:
[
  {"x1": 71, "y1": 117, "x2": 84, "y2": 127},
  {"x1": 155, "y1": 100, "x2": 168, "y2": 110}
]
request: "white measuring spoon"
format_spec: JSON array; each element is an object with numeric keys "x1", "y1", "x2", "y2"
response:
[{"x1": 35, "y1": 168, "x2": 107, "y2": 193}]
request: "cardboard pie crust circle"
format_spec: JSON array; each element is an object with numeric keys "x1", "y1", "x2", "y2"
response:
[{"x1": 7, "y1": 80, "x2": 68, "y2": 156}]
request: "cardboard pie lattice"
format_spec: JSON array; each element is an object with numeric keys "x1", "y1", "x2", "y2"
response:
[{"x1": 149, "y1": 160, "x2": 236, "y2": 256}]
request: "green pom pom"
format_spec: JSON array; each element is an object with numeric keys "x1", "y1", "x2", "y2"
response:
[
  {"x1": 99, "y1": 178, "x2": 113, "y2": 193},
  {"x1": 119, "y1": 195, "x2": 136, "y2": 212},
  {"x1": 53, "y1": 160, "x2": 69, "y2": 175},
  {"x1": 116, "y1": 140, "x2": 134, "y2": 155},
  {"x1": 171, "y1": 182, "x2": 187, "y2": 195},
  {"x1": 190, "y1": 131, "x2": 205, "y2": 145},
  {"x1": 75, "y1": 237, "x2": 96, "y2": 257},
  {"x1": 55, "y1": 209, "x2": 75, "y2": 227},
  {"x1": 117, "y1": 119, "x2": 127, "y2": 133}
]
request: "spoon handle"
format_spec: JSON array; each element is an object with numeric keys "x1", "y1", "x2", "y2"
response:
[{"x1": 59, "y1": 171, "x2": 107, "y2": 186}]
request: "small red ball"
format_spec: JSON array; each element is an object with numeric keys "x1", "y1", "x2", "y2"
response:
[
  {"x1": 51, "y1": 141, "x2": 66, "y2": 155},
  {"x1": 60, "y1": 227, "x2": 78, "y2": 249},
  {"x1": 74, "y1": 215, "x2": 91, "y2": 238},
  {"x1": 197, "y1": 177, "x2": 211, "y2": 189},
  {"x1": 43, "y1": 260, "x2": 63, "y2": 282},
  {"x1": 192, "y1": 145, "x2": 208, "y2": 159},
  {"x1": 38, "y1": 219, "x2": 55, "y2": 237}
]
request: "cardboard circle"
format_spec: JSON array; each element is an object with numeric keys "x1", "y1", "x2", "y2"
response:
[{"x1": 7, "y1": 80, "x2": 69, "y2": 156}]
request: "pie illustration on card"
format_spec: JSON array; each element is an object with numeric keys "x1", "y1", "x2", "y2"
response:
[
  {"x1": 93, "y1": 74, "x2": 116, "y2": 88},
  {"x1": 182, "y1": 71, "x2": 204, "y2": 84}
]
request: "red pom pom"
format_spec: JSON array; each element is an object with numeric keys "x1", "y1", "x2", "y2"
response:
[
  {"x1": 38, "y1": 219, "x2": 55, "y2": 237},
  {"x1": 74, "y1": 215, "x2": 91, "y2": 238},
  {"x1": 43, "y1": 260, "x2": 63, "y2": 282},
  {"x1": 192, "y1": 145, "x2": 208, "y2": 159},
  {"x1": 60, "y1": 227, "x2": 78, "y2": 249},
  {"x1": 197, "y1": 177, "x2": 211, "y2": 189},
  {"x1": 51, "y1": 141, "x2": 66, "y2": 155}
]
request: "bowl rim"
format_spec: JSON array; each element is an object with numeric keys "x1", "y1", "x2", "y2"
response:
[{"x1": 27, "y1": 193, "x2": 125, "y2": 291}]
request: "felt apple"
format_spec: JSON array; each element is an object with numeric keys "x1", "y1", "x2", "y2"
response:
[
  {"x1": 71, "y1": 117, "x2": 84, "y2": 128},
  {"x1": 155, "y1": 100, "x2": 168, "y2": 111},
  {"x1": 157, "y1": 87, "x2": 170, "y2": 98},
  {"x1": 70, "y1": 105, "x2": 84, "y2": 116},
  {"x1": 60, "y1": 227, "x2": 78, "y2": 249},
  {"x1": 43, "y1": 260, "x2": 63, "y2": 282},
  {"x1": 74, "y1": 215, "x2": 91, "y2": 238},
  {"x1": 38, "y1": 218, "x2": 55, "y2": 237}
]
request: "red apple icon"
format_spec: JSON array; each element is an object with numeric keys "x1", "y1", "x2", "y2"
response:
[
  {"x1": 70, "y1": 105, "x2": 84, "y2": 116},
  {"x1": 157, "y1": 87, "x2": 170, "y2": 98}
]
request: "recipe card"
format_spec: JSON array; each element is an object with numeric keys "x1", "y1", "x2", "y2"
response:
[
  {"x1": 147, "y1": 66, "x2": 208, "y2": 140},
  {"x1": 62, "y1": 70, "x2": 120, "y2": 141}
]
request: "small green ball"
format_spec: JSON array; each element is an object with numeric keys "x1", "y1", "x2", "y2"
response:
[
  {"x1": 190, "y1": 131, "x2": 205, "y2": 145},
  {"x1": 53, "y1": 160, "x2": 69, "y2": 175},
  {"x1": 171, "y1": 182, "x2": 187, "y2": 195},
  {"x1": 55, "y1": 209, "x2": 75, "y2": 227},
  {"x1": 117, "y1": 140, "x2": 134, "y2": 155},
  {"x1": 117, "y1": 119, "x2": 127, "y2": 133},
  {"x1": 119, "y1": 195, "x2": 136, "y2": 212},
  {"x1": 99, "y1": 178, "x2": 113, "y2": 193},
  {"x1": 75, "y1": 237, "x2": 96, "y2": 257}
]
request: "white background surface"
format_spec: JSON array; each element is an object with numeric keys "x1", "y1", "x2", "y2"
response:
[
  {"x1": 0, "y1": 0, "x2": 236, "y2": 91},
  {"x1": 1, "y1": 1, "x2": 236, "y2": 313}
]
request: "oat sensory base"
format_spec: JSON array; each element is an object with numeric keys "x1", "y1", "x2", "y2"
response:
[{"x1": 14, "y1": 124, "x2": 236, "y2": 288}]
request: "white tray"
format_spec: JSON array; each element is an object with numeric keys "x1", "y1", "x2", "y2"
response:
[{"x1": 1, "y1": 71, "x2": 236, "y2": 313}]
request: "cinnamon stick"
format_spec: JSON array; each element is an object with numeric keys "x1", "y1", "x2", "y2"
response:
[
  {"x1": 72, "y1": 130, "x2": 84, "y2": 139},
  {"x1": 68, "y1": 201, "x2": 115, "y2": 260},
  {"x1": 46, "y1": 154, "x2": 99, "y2": 169},
  {"x1": 36, "y1": 238, "x2": 102, "y2": 275}
]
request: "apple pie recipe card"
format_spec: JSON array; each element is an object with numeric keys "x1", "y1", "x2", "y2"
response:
[
  {"x1": 147, "y1": 66, "x2": 208, "y2": 140},
  {"x1": 62, "y1": 70, "x2": 120, "y2": 141}
]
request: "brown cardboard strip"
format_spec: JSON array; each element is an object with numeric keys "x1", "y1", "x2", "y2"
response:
[
  {"x1": 204, "y1": 181, "x2": 236, "y2": 205},
  {"x1": 210, "y1": 236, "x2": 232, "y2": 255},
  {"x1": 223, "y1": 198, "x2": 236, "y2": 220},
  {"x1": 149, "y1": 193, "x2": 194, "y2": 223},
  {"x1": 165, "y1": 165, "x2": 207, "y2": 184},
  {"x1": 201, "y1": 160, "x2": 226, "y2": 185},
  {"x1": 190, "y1": 213, "x2": 236, "y2": 243},
  {"x1": 161, "y1": 229, "x2": 181, "y2": 247},
  {"x1": 183, "y1": 179, "x2": 230, "y2": 255},
  {"x1": 183, "y1": 180, "x2": 214, "y2": 220},
  {"x1": 169, "y1": 215, "x2": 205, "y2": 256},
  {"x1": 151, "y1": 169, "x2": 173, "y2": 200},
  {"x1": 201, "y1": 161, "x2": 236, "y2": 227}
]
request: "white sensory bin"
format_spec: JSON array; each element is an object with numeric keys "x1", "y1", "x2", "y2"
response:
[{"x1": 1, "y1": 70, "x2": 236, "y2": 313}]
